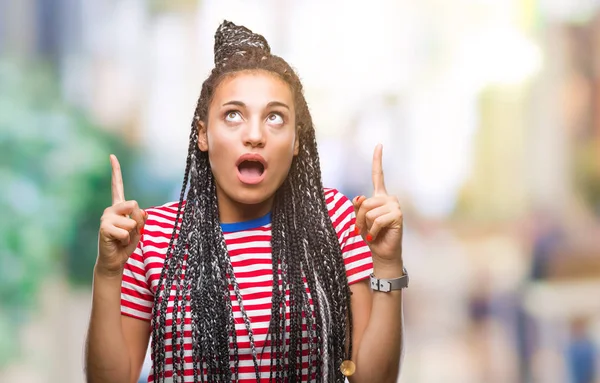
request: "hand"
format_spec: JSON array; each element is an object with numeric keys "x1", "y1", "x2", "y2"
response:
[
  {"x1": 96, "y1": 155, "x2": 147, "y2": 278},
  {"x1": 353, "y1": 144, "x2": 403, "y2": 266}
]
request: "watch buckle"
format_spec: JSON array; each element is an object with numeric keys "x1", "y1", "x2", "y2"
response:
[{"x1": 370, "y1": 276, "x2": 392, "y2": 292}]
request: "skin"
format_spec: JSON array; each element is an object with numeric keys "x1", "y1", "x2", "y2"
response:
[
  {"x1": 349, "y1": 144, "x2": 405, "y2": 382},
  {"x1": 197, "y1": 70, "x2": 299, "y2": 223},
  {"x1": 85, "y1": 155, "x2": 149, "y2": 383},
  {"x1": 85, "y1": 71, "x2": 405, "y2": 383}
]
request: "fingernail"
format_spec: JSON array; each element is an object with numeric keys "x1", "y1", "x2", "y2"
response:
[
  {"x1": 354, "y1": 226, "x2": 360, "y2": 235},
  {"x1": 139, "y1": 226, "x2": 145, "y2": 236},
  {"x1": 142, "y1": 209, "x2": 147, "y2": 217},
  {"x1": 366, "y1": 233, "x2": 373, "y2": 242}
]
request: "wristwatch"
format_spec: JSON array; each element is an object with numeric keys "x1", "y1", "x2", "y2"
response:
[{"x1": 370, "y1": 267, "x2": 409, "y2": 292}]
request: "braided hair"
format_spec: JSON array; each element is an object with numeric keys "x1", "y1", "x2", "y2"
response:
[{"x1": 150, "y1": 20, "x2": 353, "y2": 382}]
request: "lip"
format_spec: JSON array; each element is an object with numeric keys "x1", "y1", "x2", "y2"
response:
[
  {"x1": 236, "y1": 153, "x2": 268, "y2": 185},
  {"x1": 235, "y1": 153, "x2": 268, "y2": 169}
]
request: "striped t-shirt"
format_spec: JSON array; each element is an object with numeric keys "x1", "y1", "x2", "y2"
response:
[{"x1": 121, "y1": 188, "x2": 373, "y2": 382}]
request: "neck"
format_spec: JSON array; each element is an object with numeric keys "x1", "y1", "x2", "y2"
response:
[{"x1": 216, "y1": 188, "x2": 274, "y2": 224}]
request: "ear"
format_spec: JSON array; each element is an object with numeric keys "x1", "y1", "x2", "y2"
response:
[
  {"x1": 197, "y1": 120, "x2": 208, "y2": 152},
  {"x1": 293, "y1": 125, "x2": 300, "y2": 156}
]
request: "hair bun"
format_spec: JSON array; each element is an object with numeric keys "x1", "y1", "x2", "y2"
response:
[{"x1": 214, "y1": 20, "x2": 271, "y2": 67}]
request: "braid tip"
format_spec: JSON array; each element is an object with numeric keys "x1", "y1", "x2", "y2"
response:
[{"x1": 340, "y1": 360, "x2": 356, "y2": 377}]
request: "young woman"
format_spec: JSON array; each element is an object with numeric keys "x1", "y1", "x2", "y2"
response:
[{"x1": 85, "y1": 21, "x2": 407, "y2": 383}]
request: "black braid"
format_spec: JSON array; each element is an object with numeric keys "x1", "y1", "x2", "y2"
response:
[
  {"x1": 150, "y1": 126, "x2": 195, "y2": 381},
  {"x1": 266, "y1": 191, "x2": 288, "y2": 381},
  {"x1": 150, "y1": 40, "x2": 353, "y2": 382}
]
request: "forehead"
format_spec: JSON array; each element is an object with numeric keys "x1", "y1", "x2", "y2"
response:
[{"x1": 212, "y1": 70, "x2": 294, "y2": 106}]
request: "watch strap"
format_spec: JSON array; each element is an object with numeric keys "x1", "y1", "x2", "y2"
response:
[{"x1": 370, "y1": 268, "x2": 409, "y2": 292}]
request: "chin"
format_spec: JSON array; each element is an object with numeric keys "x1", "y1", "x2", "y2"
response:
[{"x1": 230, "y1": 185, "x2": 277, "y2": 206}]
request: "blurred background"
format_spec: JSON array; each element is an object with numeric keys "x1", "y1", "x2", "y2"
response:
[{"x1": 1, "y1": 0, "x2": 600, "y2": 382}]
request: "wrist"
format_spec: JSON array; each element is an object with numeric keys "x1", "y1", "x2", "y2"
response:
[
  {"x1": 94, "y1": 264, "x2": 124, "y2": 282},
  {"x1": 91, "y1": 267, "x2": 123, "y2": 306},
  {"x1": 372, "y1": 257, "x2": 404, "y2": 279}
]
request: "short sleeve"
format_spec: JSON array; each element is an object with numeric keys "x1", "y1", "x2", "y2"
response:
[
  {"x1": 121, "y1": 231, "x2": 154, "y2": 321},
  {"x1": 325, "y1": 188, "x2": 374, "y2": 285}
]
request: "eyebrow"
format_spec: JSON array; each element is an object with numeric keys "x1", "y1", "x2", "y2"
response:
[
  {"x1": 267, "y1": 101, "x2": 290, "y2": 110},
  {"x1": 222, "y1": 100, "x2": 290, "y2": 110}
]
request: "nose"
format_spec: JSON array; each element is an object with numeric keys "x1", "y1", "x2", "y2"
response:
[{"x1": 242, "y1": 119, "x2": 266, "y2": 148}]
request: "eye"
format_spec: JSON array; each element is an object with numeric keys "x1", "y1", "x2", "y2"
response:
[
  {"x1": 267, "y1": 113, "x2": 284, "y2": 125},
  {"x1": 225, "y1": 110, "x2": 242, "y2": 122}
]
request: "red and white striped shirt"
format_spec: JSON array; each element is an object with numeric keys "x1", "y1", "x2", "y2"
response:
[{"x1": 121, "y1": 188, "x2": 373, "y2": 382}]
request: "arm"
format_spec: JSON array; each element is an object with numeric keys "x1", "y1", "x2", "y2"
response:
[
  {"x1": 349, "y1": 264, "x2": 404, "y2": 383},
  {"x1": 85, "y1": 270, "x2": 151, "y2": 383},
  {"x1": 349, "y1": 144, "x2": 405, "y2": 382},
  {"x1": 122, "y1": 315, "x2": 151, "y2": 383},
  {"x1": 85, "y1": 154, "x2": 151, "y2": 383}
]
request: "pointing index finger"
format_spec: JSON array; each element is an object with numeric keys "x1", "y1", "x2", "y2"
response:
[
  {"x1": 372, "y1": 144, "x2": 387, "y2": 195},
  {"x1": 110, "y1": 154, "x2": 125, "y2": 205}
]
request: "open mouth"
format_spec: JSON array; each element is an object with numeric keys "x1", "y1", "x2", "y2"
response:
[
  {"x1": 238, "y1": 160, "x2": 265, "y2": 177},
  {"x1": 236, "y1": 154, "x2": 267, "y2": 185}
]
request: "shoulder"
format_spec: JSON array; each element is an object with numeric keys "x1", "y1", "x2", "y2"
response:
[
  {"x1": 323, "y1": 187, "x2": 354, "y2": 217},
  {"x1": 141, "y1": 201, "x2": 184, "y2": 243},
  {"x1": 323, "y1": 188, "x2": 373, "y2": 283},
  {"x1": 145, "y1": 200, "x2": 183, "y2": 222},
  {"x1": 322, "y1": 187, "x2": 356, "y2": 237}
]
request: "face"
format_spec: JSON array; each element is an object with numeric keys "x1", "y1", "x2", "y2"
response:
[{"x1": 198, "y1": 70, "x2": 299, "y2": 222}]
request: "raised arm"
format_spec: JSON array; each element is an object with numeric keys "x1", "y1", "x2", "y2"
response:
[
  {"x1": 85, "y1": 155, "x2": 150, "y2": 383},
  {"x1": 349, "y1": 144, "x2": 405, "y2": 383}
]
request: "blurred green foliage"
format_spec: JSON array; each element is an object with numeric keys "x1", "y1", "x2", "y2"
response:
[
  {"x1": 574, "y1": 140, "x2": 600, "y2": 214},
  {"x1": 0, "y1": 58, "x2": 140, "y2": 367},
  {"x1": 149, "y1": 0, "x2": 198, "y2": 14}
]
